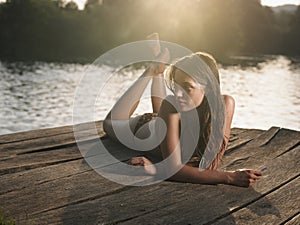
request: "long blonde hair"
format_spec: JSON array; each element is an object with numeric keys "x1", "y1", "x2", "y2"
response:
[{"x1": 166, "y1": 52, "x2": 225, "y2": 169}]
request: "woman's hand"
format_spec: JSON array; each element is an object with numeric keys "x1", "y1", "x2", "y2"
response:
[{"x1": 228, "y1": 169, "x2": 263, "y2": 187}]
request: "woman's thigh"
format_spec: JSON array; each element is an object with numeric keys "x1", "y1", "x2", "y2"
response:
[{"x1": 104, "y1": 114, "x2": 159, "y2": 139}]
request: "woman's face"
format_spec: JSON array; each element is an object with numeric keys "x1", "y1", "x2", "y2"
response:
[{"x1": 173, "y1": 69, "x2": 205, "y2": 111}]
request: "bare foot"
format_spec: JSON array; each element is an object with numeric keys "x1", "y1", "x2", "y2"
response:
[
  {"x1": 130, "y1": 156, "x2": 157, "y2": 175},
  {"x1": 150, "y1": 48, "x2": 170, "y2": 75},
  {"x1": 147, "y1": 33, "x2": 170, "y2": 75},
  {"x1": 147, "y1": 33, "x2": 161, "y2": 57}
]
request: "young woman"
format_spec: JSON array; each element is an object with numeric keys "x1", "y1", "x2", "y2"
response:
[{"x1": 103, "y1": 38, "x2": 262, "y2": 187}]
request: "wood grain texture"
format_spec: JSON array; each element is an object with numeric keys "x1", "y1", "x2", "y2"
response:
[
  {"x1": 0, "y1": 121, "x2": 103, "y2": 144},
  {"x1": 0, "y1": 123, "x2": 299, "y2": 225},
  {"x1": 3, "y1": 135, "x2": 297, "y2": 225},
  {"x1": 213, "y1": 177, "x2": 299, "y2": 225}
]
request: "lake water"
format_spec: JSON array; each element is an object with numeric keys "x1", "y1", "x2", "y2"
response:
[{"x1": 0, "y1": 55, "x2": 299, "y2": 135}]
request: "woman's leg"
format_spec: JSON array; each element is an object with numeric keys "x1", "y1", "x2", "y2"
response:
[
  {"x1": 103, "y1": 34, "x2": 169, "y2": 175},
  {"x1": 151, "y1": 73, "x2": 166, "y2": 113},
  {"x1": 104, "y1": 68, "x2": 153, "y2": 121},
  {"x1": 103, "y1": 49, "x2": 169, "y2": 141},
  {"x1": 103, "y1": 68, "x2": 153, "y2": 142},
  {"x1": 127, "y1": 56, "x2": 169, "y2": 174}
]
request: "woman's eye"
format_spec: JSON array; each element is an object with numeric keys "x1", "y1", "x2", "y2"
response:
[{"x1": 183, "y1": 86, "x2": 193, "y2": 91}]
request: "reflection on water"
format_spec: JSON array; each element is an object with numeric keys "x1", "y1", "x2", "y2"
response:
[
  {"x1": 220, "y1": 56, "x2": 300, "y2": 131},
  {"x1": 0, "y1": 55, "x2": 299, "y2": 135},
  {"x1": 0, "y1": 62, "x2": 82, "y2": 134}
]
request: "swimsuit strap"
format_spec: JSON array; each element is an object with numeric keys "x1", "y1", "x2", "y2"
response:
[{"x1": 133, "y1": 113, "x2": 158, "y2": 134}]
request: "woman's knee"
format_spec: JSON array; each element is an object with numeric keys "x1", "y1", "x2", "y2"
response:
[
  {"x1": 103, "y1": 116, "x2": 139, "y2": 142},
  {"x1": 103, "y1": 118, "x2": 113, "y2": 136}
]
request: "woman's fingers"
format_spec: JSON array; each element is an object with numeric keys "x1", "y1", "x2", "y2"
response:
[
  {"x1": 249, "y1": 170, "x2": 263, "y2": 182},
  {"x1": 233, "y1": 169, "x2": 263, "y2": 187},
  {"x1": 253, "y1": 169, "x2": 263, "y2": 176},
  {"x1": 238, "y1": 169, "x2": 263, "y2": 177}
]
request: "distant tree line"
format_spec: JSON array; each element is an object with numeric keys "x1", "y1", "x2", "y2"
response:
[{"x1": 0, "y1": 0, "x2": 299, "y2": 63}]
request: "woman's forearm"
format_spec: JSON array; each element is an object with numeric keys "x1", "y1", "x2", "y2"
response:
[{"x1": 169, "y1": 164, "x2": 231, "y2": 185}]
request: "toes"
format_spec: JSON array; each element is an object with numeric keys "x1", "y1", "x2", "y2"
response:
[
  {"x1": 129, "y1": 157, "x2": 157, "y2": 175},
  {"x1": 130, "y1": 157, "x2": 144, "y2": 166}
]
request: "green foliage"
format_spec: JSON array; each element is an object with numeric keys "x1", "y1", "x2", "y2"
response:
[
  {"x1": 0, "y1": 0, "x2": 298, "y2": 63},
  {"x1": 0, "y1": 210, "x2": 15, "y2": 225}
]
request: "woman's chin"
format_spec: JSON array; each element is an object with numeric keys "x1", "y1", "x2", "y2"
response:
[{"x1": 179, "y1": 104, "x2": 196, "y2": 112}]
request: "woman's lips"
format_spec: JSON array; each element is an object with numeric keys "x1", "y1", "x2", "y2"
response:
[{"x1": 177, "y1": 99, "x2": 187, "y2": 106}]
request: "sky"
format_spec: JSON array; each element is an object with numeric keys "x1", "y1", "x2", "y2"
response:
[
  {"x1": 70, "y1": 0, "x2": 86, "y2": 10},
  {"x1": 0, "y1": 0, "x2": 299, "y2": 10},
  {"x1": 261, "y1": 0, "x2": 300, "y2": 7},
  {"x1": 72, "y1": 0, "x2": 300, "y2": 10}
]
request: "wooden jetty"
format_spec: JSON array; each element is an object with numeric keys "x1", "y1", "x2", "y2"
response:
[{"x1": 0, "y1": 121, "x2": 299, "y2": 225}]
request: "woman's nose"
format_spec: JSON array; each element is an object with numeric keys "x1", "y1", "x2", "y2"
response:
[{"x1": 174, "y1": 88, "x2": 183, "y2": 98}]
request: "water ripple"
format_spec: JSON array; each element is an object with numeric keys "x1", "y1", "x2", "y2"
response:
[{"x1": 0, "y1": 56, "x2": 299, "y2": 135}]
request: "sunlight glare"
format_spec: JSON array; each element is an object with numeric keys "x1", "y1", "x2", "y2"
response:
[{"x1": 261, "y1": 0, "x2": 300, "y2": 7}]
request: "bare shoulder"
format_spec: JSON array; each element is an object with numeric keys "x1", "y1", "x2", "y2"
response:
[
  {"x1": 164, "y1": 95, "x2": 177, "y2": 104},
  {"x1": 159, "y1": 95, "x2": 179, "y2": 115},
  {"x1": 222, "y1": 95, "x2": 235, "y2": 115},
  {"x1": 223, "y1": 95, "x2": 235, "y2": 107}
]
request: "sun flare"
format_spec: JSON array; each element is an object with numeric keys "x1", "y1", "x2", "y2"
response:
[{"x1": 261, "y1": 0, "x2": 300, "y2": 7}]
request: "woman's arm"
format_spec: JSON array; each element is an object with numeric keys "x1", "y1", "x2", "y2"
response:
[
  {"x1": 223, "y1": 95, "x2": 235, "y2": 147},
  {"x1": 170, "y1": 164, "x2": 262, "y2": 187},
  {"x1": 207, "y1": 95, "x2": 235, "y2": 170},
  {"x1": 158, "y1": 97, "x2": 262, "y2": 187}
]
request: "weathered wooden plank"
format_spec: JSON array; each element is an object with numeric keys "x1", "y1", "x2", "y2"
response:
[
  {"x1": 0, "y1": 127, "x2": 263, "y2": 176},
  {"x1": 0, "y1": 121, "x2": 103, "y2": 144},
  {"x1": 246, "y1": 126, "x2": 280, "y2": 147},
  {"x1": 0, "y1": 127, "x2": 271, "y2": 191},
  {"x1": 212, "y1": 177, "x2": 299, "y2": 225},
  {"x1": 0, "y1": 145, "x2": 82, "y2": 176},
  {"x1": 283, "y1": 213, "x2": 300, "y2": 225},
  {"x1": 0, "y1": 136, "x2": 148, "y2": 177},
  {"x1": 0, "y1": 168, "x2": 124, "y2": 220},
  {"x1": 0, "y1": 127, "x2": 298, "y2": 224},
  {"x1": 0, "y1": 127, "x2": 296, "y2": 191},
  {"x1": 21, "y1": 183, "x2": 178, "y2": 225},
  {"x1": 0, "y1": 124, "x2": 74, "y2": 144},
  {"x1": 0, "y1": 124, "x2": 250, "y2": 157},
  {"x1": 0, "y1": 123, "x2": 247, "y2": 146},
  {"x1": 13, "y1": 141, "x2": 299, "y2": 225},
  {"x1": 0, "y1": 140, "x2": 146, "y2": 194},
  {"x1": 0, "y1": 127, "x2": 104, "y2": 158},
  {"x1": 226, "y1": 128, "x2": 264, "y2": 152},
  {"x1": 116, "y1": 146, "x2": 300, "y2": 225},
  {"x1": 221, "y1": 128, "x2": 300, "y2": 171},
  {"x1": 230, "y1": 127, "x2": 249, "y2": 134},
  {"x1": 1, "y1": 163, "x2": 152, "y2": 224},
  {"x1": 0, "y1": 159, "x2": 91, "y2": 195},
  {"x1": 0, "y1": 123, "x2": 255, "y2": 164},
  {"x1": 0, "y1": 127, "x2": 296, "y2": 197}
]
